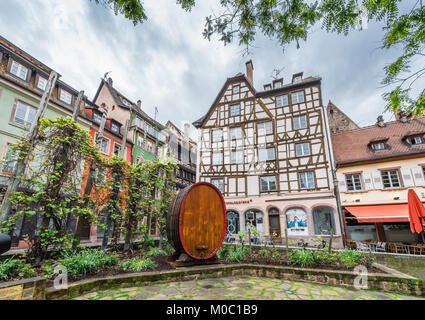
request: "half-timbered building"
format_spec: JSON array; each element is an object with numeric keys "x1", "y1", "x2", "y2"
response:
[{"x1": 193, "y1": 61, "x2": 344, "y2": 247}]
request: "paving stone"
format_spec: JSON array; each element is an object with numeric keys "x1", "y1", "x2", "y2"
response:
[
  {"x1": 211, "y1": 288, "x2": 230, "y2": 295},
  {"x1": 139, "y1": 286, "x2": 161, "y2": 293},
  {"x1": 180, "y1": 281, "x2": 198, "y2": 288},
  {"x1": 161, "y1": 287, "x2": 180, "y2": 295},
  {"x1": 321, "y1": 289, "x2": 340, "y2": 296},
  {"x1": 147, "y1": 294, "x2": 171, "y2": 300},
  {"x1": 130, "y1": 292, "x2": 154, "y2": 300},
  {"x1": 296, "y1": 288, "x2": 310, "y2": 296},
  {"x1": 119, "y1": 287, "x2": 139, "y2": 292}
]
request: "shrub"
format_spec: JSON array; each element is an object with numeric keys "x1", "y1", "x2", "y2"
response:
[
  {"x1": 164, "y1": 244, "x2": 175, "y2": 254},
  {"x1": 0, "y1": 258, "x2": 36, "y2": 281},
  {"x1": 258, "y1": 248, "x2": 271, "y2": 260},
  {"x1": 270, "y1": 249, "x2": 282, "y2": 263},
  {"x1": 216, "y1": 246, "x2": 229, "y2": 259},
  {"x1": 313, "y1": 250, "x2": 338, "y2": 264},
  {"x1": 288, "y1": 249, "x2": 316, "y2": 267},
  {"x1": 226, "y1": 245, "x2": 249, "y2": 263},
  {"x1": 145, "y1": 248, "x2": 167, "y2": 257},
  {"x1": 339, "y1": 250, "x2": 365, "y2": 268},
  {"x1": 120, "y1": 258, "x2": 157, "y2": 272},
  {"x1": 60, "y1": 250, "x2": 119, "y2": 279}
]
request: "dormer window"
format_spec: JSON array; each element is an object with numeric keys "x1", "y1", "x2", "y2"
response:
[
  {"x1": 10, "y1": 60, "x2": 28, "y2": 81},
  {"x1": 411, "y1": 136, "x2": 423, "y2": 145},
  {"x1": 59, "y1": 89, "x2": 73, "y2": 105},
  {"x1": 263, "y1": 84, "x2": 272, "y2": 91},
  {"x1": 122, "y1": 99, "x2": 131, "y2": 107},
  {"x1": 110, "y1": 122, "x2": 120, "y2": 134},
  {"x1": 293, "y1": 76, "x2": 302, "y2": 83},
  {"x1": 37, "y1": 76, "x2": 48, "y2": 91},
  {"x1": 92, "y1": 111, "x2": 102, "y2": 124},
  {"x1": 373, "y1": 142, "x2": 386, "y2": 151}
]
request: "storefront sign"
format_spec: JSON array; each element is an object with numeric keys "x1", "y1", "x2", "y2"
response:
[
  {"x1": 286, "y1": 208, "x2": 308, "y2": 236},
  {"x1": 0, "y1": 285, "x2": 23, "y2": 300},
  {"x1": 225, "y1": 199, "x2": 252, "y2": 205}
]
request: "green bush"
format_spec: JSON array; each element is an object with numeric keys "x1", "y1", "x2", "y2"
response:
[
  {"x1": 60, "y1": 250, "x2": 119, "y2": 279},
  {"x1": 216, "y1": 246, "x2": 229, "y2": 259},
  {"x1": 120, "y1": 258, "x2": 157, "y2": 272},
  {"x1": 0, "y1": 258, "x2": 36, "y2": 281},
  {"x1": 338, "y1": 250, "x2": 374, "y2": 268},
  {"x1": 270, "y1": 249, "x2": 282, "y2": 263},
  {"x1": 226, "y1": 245, "x2": 249, "y2": 263},
  {"x1": 258, "y1": 248, "x2": 271, "y2": 260},
  {"x1": 313, "y1": 250, "x2": 338, "y2": 264},
  {"x1": 145, "y1": 248, "x2": 167, "y2": 257},
  {"x1": 288, "y1": 249, "x2": 316, "y2": 267}
]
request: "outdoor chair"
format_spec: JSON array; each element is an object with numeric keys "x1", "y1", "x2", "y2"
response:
[
  {"x1": 375, "y1": 242, "x2": 386, "y2": 253},
  {"x1": 394, "y1": 243, "x2": 408, "y2": 254},
  {"x1": 355, "y1": 241, "x2": 371, "y2": 252}
]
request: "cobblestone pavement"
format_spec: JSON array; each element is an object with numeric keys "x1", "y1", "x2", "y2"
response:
[{"x1": 72, "y1": 276, "x2": 424, "y2": 300}]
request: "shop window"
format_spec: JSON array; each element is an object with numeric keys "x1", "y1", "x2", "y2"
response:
[
  {"x1": 312, "y1": 207, "x2": 336, "y2": 235},
  {"x1": 226, "y1": 211, "x2": 240, "y2": 235},
  {"x1": 245, "y1": 210, "x2": 264, "y2": 235},
  {"x1": 286, "y1": 208, "x2": 308, "y2": 236}
]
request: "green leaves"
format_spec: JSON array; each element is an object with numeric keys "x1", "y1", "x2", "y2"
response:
[{"x1": 92, "y1": 0, "x2": 147, "y2": 25}]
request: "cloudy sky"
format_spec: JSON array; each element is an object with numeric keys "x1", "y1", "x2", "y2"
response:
[{"x1": 0, "y1": 0, "x2": 417, "y2": 140}]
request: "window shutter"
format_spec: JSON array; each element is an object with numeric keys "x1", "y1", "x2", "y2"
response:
[
  {"x1": 336, "y1": 173, "x2": 347, "y2": 193},
  {"x1": 363, "y1": 172, "x2": 374, "y2": 190},
  {"x1": 372, "y1": 171, "x2": 383, "y2": 189},
  {"x1": 400, "y1": 168, "x2": 414, "y2": 187},
  {"x1": 411, "y1": 167, "x2": 425, "y2": 187}
]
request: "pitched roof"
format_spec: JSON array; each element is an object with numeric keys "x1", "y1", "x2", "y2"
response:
[
  {"x1": 192, "y1": 73, "x2": 256, "y2": 128},
  {"x1": 331, "y1": 116, "x2": 425, "y2": 166},
  {"x1": 94, "y1": 79, "x2": 165, "y2": 130}
]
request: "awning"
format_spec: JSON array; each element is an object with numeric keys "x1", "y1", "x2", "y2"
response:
[{"x1": 345, "y1": 204, "x2": 409, "y2": 223}]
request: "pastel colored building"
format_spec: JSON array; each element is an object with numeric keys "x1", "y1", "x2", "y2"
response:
[
  {"x1": 331, "y1": 113, "x2": 425, "y2": 244},
  {"x1": 0, "y1": 35, "x2": 92, "y2": 248},
  {"x1": 193, "y1": 61, "x2": 344, "y2": 248}
]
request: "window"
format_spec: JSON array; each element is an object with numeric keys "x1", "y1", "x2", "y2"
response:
[
  {"x1": 92, "y1": 111, "x2": 102, "y2": 124},
  {"x1": 276, "y1": 94, "x2": 289, "y2": 107},
  {"x1": 411, "y1": 136, "x2": 423, "y2": 145},
  {"x1": 59, "y1": 89, "x2": 72, "y2": 105},
  {"x1": 257, "y1": 121, "x2": 273, "y2": 136},
  {"x1": 373, "y1": 142, "x2": 386, "y2": 151},
  {"x1": 299, "y1": 171, "x2": 315, "y2": 189},
  {"x1": 37, "y1": 76, "x2": 48, "y2": 91},
  {"x1": 10, "y1": 61, "x2": 28, "y2": 80},
  {"x1": 13, "y1": 101, "x2": 37, "y2": 128},
  {"x1": 230, "y1": 127, "x2": 242, "y2": 140},
  {"x1": 381, "y1": 170, "x2": 401, "y2": 188},
  {"x1": 227, "y1": 211, "x2": 240, "y2": 235},
  {"x1": 231, "y1": 150, "x2": 243, "y2": 164},
  {"x1": 346, "y1": 174, "x2": 363, "y2": 191},
  {"x1": 312, "y1": 207, "x2": 336, "y2": 235},
  {"x1": 113, "y1": 143, "x2": 122, "y2": 157},
  {"x1": 212, "y1": 129, "x2": 223, "y2": 142},
  {"x1": 137, "y1": 136, "x2": 144, "y2": 147},
  {"x1": 293, "y1": 115, "x2": 307, "y2": 130},
  {"x1": 212, "y1": 179, "x2": 224, "y2": 193},
  {"x1": 258, "y1": 148, "x2": 275, "y2": 161},
  {"x1": 230, "y1": 104, "x2": 240, "y2": 117},
  {"x1": 233, "y1": 85, "x2": 240, "y2": 94},
  {"x1": 122, "y1": 99, "x2": 131, "y2": 107},
  {"x1": 293, "y1": 76, "x2": 302, "y2": 83},
  {"x1": 295, "y1": 143, "x2": 310, "y2": 156},
  {"x1": 212, "y1": 152, "x2": 223, "y2": 165},
  {"x1": 110, "y1": 123, "x2": 120, "y2": 134},
  {"x1": 1, "y1": 144, "x2": 17, "y2": 174},
  {"x1": 95, "y1": 133, "x2": 110, "y2": 155},
  {"x1": 147, "y1": 141, "x2": 153, "y2": 153},
  {"x1": 291, "y1": 91, "x2": 305, "y2": 104},
  {"x1": 260, "y1": 176, "x2": 277, "y2": 192}
]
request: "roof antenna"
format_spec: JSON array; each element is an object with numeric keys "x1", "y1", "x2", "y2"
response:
[
  {"x1": 103, "y1": 71, "x2": 112, "y2": 80},
  {"x1": 271, "y1": 67, "x2": 284, "y2": 80}
]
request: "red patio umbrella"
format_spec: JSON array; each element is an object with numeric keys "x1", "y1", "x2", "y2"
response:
[{"x1": 407, "y1": 189, "x2": 425, "y2": 237}]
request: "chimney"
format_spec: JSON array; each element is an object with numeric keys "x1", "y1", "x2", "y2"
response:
[
  {"x1": 396, "y1": 110, "x2": 411, "y2": 123},
  {"x1": 184, "y1": 123, "x2": 190, "y2": 140},
  {"x1": 107, "y1": 77, "x2": 113, "y2": 87},
  {"x1": 137, "y1": 100, "x2": 142, "y2": 109},
  {"x1": 246, "y1": 60, "x2": 254, "y2": 86},
  {"x1": 376, "y1": 115, "x2": 385, "y2": 128}
]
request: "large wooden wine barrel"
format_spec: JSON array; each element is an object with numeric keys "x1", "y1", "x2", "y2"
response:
[{"x1": 166, "y1": 182, "x2": 226, "y2": 260}]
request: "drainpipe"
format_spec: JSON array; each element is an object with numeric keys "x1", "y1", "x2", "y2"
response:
[{"x1": 321, "y1": 103, "x2": 346, "y2": 248}]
